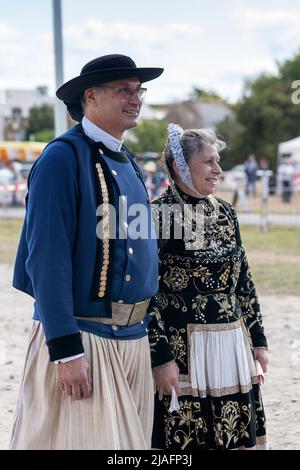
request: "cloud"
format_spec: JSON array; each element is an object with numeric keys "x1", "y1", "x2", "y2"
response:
[
  {"x1": 0, "y1": 23, "x2": 53, "y2": 90},
  {"x1": 233, "y1": 8, "x2": 300, "y2": 49},
  {"x1": 231, "y1": 7, "x2": 300, "y2": 64},
  {"x1": 64, "y1": 18, "x2": 202, "y2": 53},
  {"x1": 0, "y1": 12, "x2": 299, "y2": 105},
  {"x1": 62, "y1": 18, "x2": 204, "y2": 102},
  {"x1": 0, "y1": 18, "x2": 206, "y2": 101},
  {"x1": 233, "y1": 7, "x2": 300, "y2": 35},
  {"x1": 0, "y1": 23, "x2": 20, "y2": 39}
]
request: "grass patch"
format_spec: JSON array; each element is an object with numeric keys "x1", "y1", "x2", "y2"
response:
[
  {"x1": 240, "y1": 226, "x2": 300, "y2": 295},
  {"x1": 0, "y1": 218, "x2": 23, "y2": 264},
  {"x1": 0, "y1": 220, "x2": 299, "y2": 295}
]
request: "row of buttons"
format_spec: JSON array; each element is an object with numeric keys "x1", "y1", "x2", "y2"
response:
[{"x1": 112, "y1": 167, "x2": 145, "y2": 288}]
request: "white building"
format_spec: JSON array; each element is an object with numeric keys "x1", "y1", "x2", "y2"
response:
[{"x1": 0, "y1": 86, "x2": 54, "y2": 140}]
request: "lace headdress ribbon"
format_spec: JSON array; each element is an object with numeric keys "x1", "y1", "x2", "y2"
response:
[{"x1": 167, "y1": 123, "x2": 205, "y2": 198}]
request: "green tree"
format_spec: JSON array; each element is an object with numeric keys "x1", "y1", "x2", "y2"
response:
[
  {"x1": 125, "y1": 119, "x2": 168, "y2": 153},
  {"x1": 34, "y1": 129, "x2": 55, "y2": 142},
  {"x1": 25, "y1": 104, "x2": 54, "y2": 140},
  {"x1": 232, "y1": 51, "x2": 300, "y2": 169},
  {"x1": 216, "y1": 116, "x2": 246, "y2": 170},
  {"x1": 190, "y1": 87, "x2": 225, "y2": 103}
]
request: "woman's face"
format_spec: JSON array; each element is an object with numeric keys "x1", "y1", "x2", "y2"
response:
[
  {"x1": 188, "y1": 144, "x2": 222, "y2": 196},
  {"x1": 173, "y1": 143, "x2": 222, "y2": 196}
]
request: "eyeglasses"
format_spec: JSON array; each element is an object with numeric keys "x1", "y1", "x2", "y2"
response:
[{"x1": 98, "y1": 85, "x2": 147, "y2": 101}]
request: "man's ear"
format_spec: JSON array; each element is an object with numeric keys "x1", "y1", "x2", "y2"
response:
[{"x1": 84, "y1": 88, "x2": 96, "y2": 105}]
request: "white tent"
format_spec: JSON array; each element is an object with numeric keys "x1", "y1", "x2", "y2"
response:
[{"x1": 278, "y1": 136, "x2": 300, "y2": 164}]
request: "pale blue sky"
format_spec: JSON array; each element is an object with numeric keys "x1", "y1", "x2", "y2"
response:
[{"x1": 1, "y1": 0, "x2": 300, "y2": 103}]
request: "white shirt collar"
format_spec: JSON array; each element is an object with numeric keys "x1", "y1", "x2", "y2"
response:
[{"x1": 82, "y1": 115, "x2": 123, "y2": 152}]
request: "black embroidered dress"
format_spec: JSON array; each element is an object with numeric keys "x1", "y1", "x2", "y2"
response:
[{"x1": 149, "y1": 187, "x2": 267, "y2": 450}]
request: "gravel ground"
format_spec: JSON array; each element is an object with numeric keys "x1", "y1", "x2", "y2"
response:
[{"x1": 0, "y1": 264, "x2": 299, "y2": 450}]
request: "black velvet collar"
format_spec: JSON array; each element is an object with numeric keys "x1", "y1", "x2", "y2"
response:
[
  {"x1": 95, "y1": 141, "x2": 129, "y2": 163},
  {"x1": 75, "y1": 123, "x2": 129, "y2": 163}
]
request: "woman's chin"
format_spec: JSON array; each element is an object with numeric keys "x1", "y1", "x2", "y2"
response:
[{"x1": 205, "y1": 183, "x2": 217, "y2": 195}]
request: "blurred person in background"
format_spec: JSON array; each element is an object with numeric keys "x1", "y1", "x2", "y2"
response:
[
  {"x1": 277, "y1": 158, "x2": 295, "y2": 203},
  {"x1": 244, "y1": 154, "x2": 258, "y2": 197},
  {"x1": 293, "y1": 163, "x2": 300, "y2": 211},
  {"x1": 142, "y1": 160, "x2": 159, "y2": 200}
]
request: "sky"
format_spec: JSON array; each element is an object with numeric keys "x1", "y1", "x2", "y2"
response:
[{"x1": 1, "y1": 0, "x2": 300, "y2": 104}]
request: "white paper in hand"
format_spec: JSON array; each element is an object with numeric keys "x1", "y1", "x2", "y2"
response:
[
  {"x1": 255, "y1": 360, "x2": 265, "y2": 386},
  {"x1": 168, "y1": 386, "x2": 180, "y2": 412}
]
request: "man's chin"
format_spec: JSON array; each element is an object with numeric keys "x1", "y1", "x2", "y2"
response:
[{"x1": 125, "y1": 119, "x2": 139, "y2": 130}]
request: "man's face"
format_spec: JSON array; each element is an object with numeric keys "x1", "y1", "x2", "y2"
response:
[{"x1": 84, "y1": 78, "x2": 144, "y2": 138}]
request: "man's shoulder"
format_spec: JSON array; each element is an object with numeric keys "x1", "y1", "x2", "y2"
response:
[
  {"x1": 38, "y1": 139, "x2": 77, "y2": 166},
  {"x1": 29, "y1": 138, "x2": 80, "y2": 183},
  {"x1": 36, "y1": 126, "x2": 85, "y2": 164}
]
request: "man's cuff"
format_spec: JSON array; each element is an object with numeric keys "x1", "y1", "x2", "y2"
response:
[
  {"x1": 46, "y1": 333, "x2": 84, "y2": 362},
  {"x1": 54, "y1": 353, "x2": 84, "y2": 365}
]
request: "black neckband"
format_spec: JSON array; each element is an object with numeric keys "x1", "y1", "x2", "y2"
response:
[{"x1": 95, "y1": 142, "x2": 129, "y2": 163}]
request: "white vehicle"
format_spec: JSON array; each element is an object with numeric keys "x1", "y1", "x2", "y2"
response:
[
  {"x1": 218, "y1": 164, "x2": 246, "y2": 192},
  {"x1": 0, "y1": 167, "x2": 27, "y2": 207}
]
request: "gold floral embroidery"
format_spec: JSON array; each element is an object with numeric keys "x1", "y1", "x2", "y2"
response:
[
  {"x1": 191, "y1": 294, "x2": 208, "y2": 322},
  {"x1": 169, "y1": 327, "x2": 186, "y2": 366},
  {"x1": 212, "y1": 400, "x2": 252, "y2": 448},
  {"x1": 167, "y1": 292, "x2": 187, "y2": 311},
  {"x1": 155, "y1": 292, "x2": 169, "y2": 310},
  {"x1": 192, "y1": 266, "x2": 213, "y2": 283},
  {"x1": 164, "y1": 399, "x2": 208, "y2": 450},
  {"x1": 215, "y1": 294, "x2": 239, "y2": 321},
  {"x1": 219, "y1": 263, "x2": 231, "y2": 286},
  {"x1": 162, "y1": 266, "x2": 190, "y2": 292}
]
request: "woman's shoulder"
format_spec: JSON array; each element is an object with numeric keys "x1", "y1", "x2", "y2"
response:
[
  {"x1": 214, "y1": 196, "x2": 237, "y2": 215},
  {"x1": 151, "y1": 187, "x2": 173, "y2": 206},
  {"x1": 214, "y1": 196, "x2": 240, "y2": 228}
]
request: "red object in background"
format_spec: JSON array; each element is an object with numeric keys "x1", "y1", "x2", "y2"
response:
[{"x1": 0, "y1": 167, "x2": 27, "y2": 206}]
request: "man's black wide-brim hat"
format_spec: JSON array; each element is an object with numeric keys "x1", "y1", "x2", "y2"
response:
[{"x1": 56, "y1": 53, "x2": 164, "y2": 121}]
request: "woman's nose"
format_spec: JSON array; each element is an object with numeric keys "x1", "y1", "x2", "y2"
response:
[{"x1": 213, "y1": 163, "x2": 222, "y2": 174}]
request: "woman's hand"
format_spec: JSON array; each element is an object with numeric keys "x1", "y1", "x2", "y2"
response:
[
  {"x1": 152, "y1": 361, "x2": 182, "y2": 396},
  {"x1": 254, "y1": 347, "x2": 269, "y2": 373}
]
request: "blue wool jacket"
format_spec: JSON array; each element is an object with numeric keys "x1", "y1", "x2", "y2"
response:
[{"x1": 13, "y1": 124, "x2": 159, "y2": 360}]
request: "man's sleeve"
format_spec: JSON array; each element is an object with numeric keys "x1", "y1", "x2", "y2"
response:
[{"x1": 25, "y1": 141, "x2": 84, "y2": 361}]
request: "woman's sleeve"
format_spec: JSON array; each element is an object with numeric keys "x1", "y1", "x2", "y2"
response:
[
  {"x1": 147, "y1": 297, "x2": 175, "y2": 368},
  {"x1": 147, "y1": 200, "x2": 175, "y2": 368},
  {"x1": 231, "y1": 206, "x2": 268, "y2": 348}
]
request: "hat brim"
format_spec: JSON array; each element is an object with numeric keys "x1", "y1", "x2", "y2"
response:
[{"x1": 56, "y1": 67, "x2": 163, "y2": 103}]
